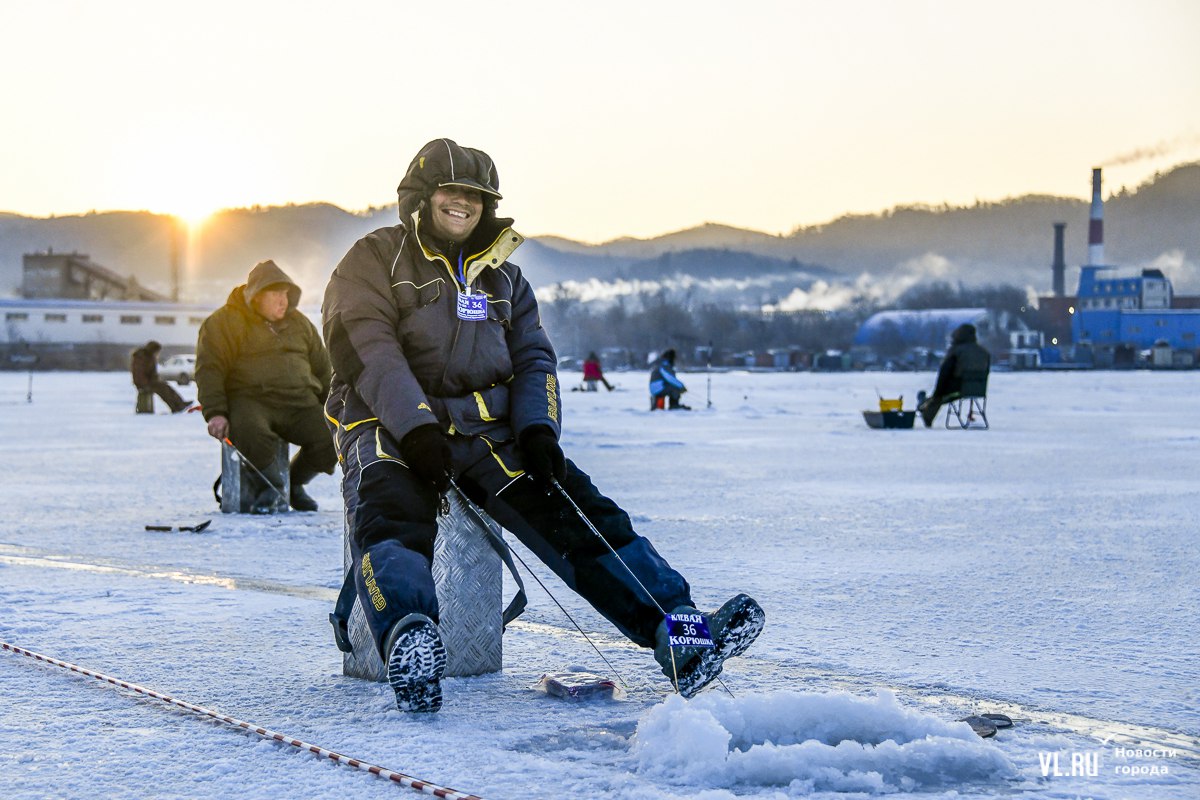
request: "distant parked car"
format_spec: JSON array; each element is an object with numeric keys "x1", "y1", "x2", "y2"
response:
[{"x1": 159, "y1": 354, "x2": 196, "y2": 385}]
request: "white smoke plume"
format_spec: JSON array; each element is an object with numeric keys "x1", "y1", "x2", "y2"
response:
[
  {"x1": 1102, "y1": 133, "x2": 1200, "y2": 168},
  {"x1": 542, "y1": 250, "x2": 1037, "y2": 315},
  {"x1": 760, "y1": 279, "x2": 867, "y2": 312},
  {"x1": 764, "y1": 252, "x2": 972, "y2": 313},
  {"x1": 541, "y1": 272, "x2": 812, "y2": 305}
]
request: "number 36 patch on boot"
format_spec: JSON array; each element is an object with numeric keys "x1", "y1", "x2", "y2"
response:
[{"x1": 666, "y1": 612, "x2": 715, "y2": 647}]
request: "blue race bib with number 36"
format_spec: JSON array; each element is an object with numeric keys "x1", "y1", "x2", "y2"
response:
[
  {"x1": 665, "y1": 612, "x2": 714, "y2": 648},
  {"x1": 457, "y1": 293, "x2": 487, "y2": 321}
]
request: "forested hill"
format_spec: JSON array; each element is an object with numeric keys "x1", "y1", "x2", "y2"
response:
[{"x1": 2, "y1": 162, "x2": 1196, "y2": 305}]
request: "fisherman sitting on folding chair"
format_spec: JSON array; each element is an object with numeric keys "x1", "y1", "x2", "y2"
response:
[{"x1": 918, "y1": 323, "x2": 991, "y2": 429}]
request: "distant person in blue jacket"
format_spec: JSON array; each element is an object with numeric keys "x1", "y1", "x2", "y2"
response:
[{"x1": 649, "y1": 348, "x2": 690, "y2": 410}]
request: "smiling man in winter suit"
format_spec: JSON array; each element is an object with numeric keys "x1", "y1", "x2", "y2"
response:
[{"x1": 322, "y1": 138, "x2": 765, "y2": 713}]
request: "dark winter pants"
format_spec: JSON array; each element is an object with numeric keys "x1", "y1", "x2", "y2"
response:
[
  {"x1": 651, "y1": 388, "x2": 685, "y2": 410},
  {"x1": 931, "y1": 360, "x2": 960, "y2": 402},
  {"x1": 227, "y1": 396, "x2": 337, "y2": 483},
  {"x1": 135, "y1": 380, "x2": 188, "y2": 413},
  {"x1": 338, "y1": 425, "x2": 693, "y2": 658},
  {"x1": 921, "y1": 362, "x2": 961, "y2": 424}
]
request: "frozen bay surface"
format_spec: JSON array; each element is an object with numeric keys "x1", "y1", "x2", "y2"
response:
[{"x1": 0, "y1": 369, "x2": 1196, "y2": 799}]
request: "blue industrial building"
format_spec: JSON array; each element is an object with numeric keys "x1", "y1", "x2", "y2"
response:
[{"x1": 1072, "y1": 266, "x2": 1200, "y2": 351}]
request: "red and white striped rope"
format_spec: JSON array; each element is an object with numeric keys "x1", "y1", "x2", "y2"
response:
[{"x1": 1, "y1": 641, "x2": 484, "y2": 800}]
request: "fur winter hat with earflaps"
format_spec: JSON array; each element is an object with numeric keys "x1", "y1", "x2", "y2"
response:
[{"x1": 396, "y1": 138, "x2": 502, "y2": 224}]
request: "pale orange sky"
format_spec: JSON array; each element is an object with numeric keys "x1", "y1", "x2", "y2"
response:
[{"x1": 2, "y1": 0, "x2": 1198, "y2": 242}]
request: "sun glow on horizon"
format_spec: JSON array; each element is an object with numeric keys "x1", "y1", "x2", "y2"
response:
[{"x1": 105, "y1": 115, "x2": 273, "y2": 230}]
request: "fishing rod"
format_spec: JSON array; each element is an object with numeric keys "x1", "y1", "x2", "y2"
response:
[
  {"x1": 446, "y1": 479, "x2": 630, "y2": 692},
  {"x1": 548, "y1": 477, "x2": 734, "y2": 697}
]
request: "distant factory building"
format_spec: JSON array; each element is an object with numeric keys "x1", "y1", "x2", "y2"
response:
[
  {"x1": 1, "y1": 297, "x2": 213, "y2": 370},
  {"x1": 1038, "y1": 168, "x2": 1200, "y2": 368},
  {"x1": 1062, "y1": 169, "x2": 1200, "y2": 366},
  {"x1": 22, "y1": 250, "x2": 169, "y2": 302},
  {"x1": 1, "y1": 294, "x2": 323, "y2": 371},
  {"x1": 5, "y1": 251, "x2": 199, "y2": 369},
  {"x1": 1072, "y1": 266, "x2": 1200, "y2": 350}
]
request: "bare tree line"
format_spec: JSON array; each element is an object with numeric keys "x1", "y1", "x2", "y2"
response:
[{"x1": 540, "y1": 281, "x2": 1033, "y2": 368}]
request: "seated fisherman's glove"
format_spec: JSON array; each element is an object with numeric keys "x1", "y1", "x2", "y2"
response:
[
  {"x1": 519, "y1": 425, "x2": 566, "y2": 491},
  {"x1": 399, "y1": 424, "x2": 452, "y2": 492}
]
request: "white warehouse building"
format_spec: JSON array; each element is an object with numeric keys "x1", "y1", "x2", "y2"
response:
[{"x1": 1, "y1": 297, "x2": 321, "y2": 370}]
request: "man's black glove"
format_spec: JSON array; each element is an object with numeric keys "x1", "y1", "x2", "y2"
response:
[
  {"x1": 519, "y1": 425, "x2": 566, "y2": 491},
  {"x1": 400, "y1": 424, "x2": 452, "y2": 492}
]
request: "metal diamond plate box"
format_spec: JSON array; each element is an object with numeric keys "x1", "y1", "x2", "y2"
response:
[{"x1": 342, "y1": 490, "x2": 503, "y2": 681}]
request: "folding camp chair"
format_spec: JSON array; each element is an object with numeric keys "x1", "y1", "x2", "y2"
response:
[{"x1": 944, "y1": 369, "x2": 989, "y2": 429}]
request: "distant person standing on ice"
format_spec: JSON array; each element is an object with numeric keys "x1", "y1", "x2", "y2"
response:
[
  {"x1": 194, "y1": 260, "x2": 337, "y2": 513},
  {"x1": 582, "y1": 351, "x2": 613, "y2": 391},
  {"x1": 649, "y1": 348, "x2": 689, "y2": 410},
  {"x1": 130, "y1": 340, "x2": 191, "y2": 413},
  {"x1": 322, "y1": 138, "x2": 763, "y2": 713}
]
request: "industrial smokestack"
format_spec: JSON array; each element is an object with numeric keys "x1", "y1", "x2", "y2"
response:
[
  {"x1": 1052, "y1": 222, "x2": 1066, "y2": 296},
  {"x1": 1087, "y1": 167, "x2": 1104, "y2": 266}
]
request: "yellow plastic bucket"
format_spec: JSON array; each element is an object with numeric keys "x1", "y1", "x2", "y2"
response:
[{"x1": 878, "y1": 397, "x2": 903, "y2": 412}]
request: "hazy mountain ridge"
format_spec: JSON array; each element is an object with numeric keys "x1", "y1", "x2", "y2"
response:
[{"x1": 2, "y1": 163, "x2": 1196, "y2": 305}]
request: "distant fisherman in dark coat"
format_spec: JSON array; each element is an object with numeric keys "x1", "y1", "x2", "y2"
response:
[
  {"x1": 130, "y1": 340, "x2": 190, "y2": 413},
  {"x1": 322, "y1": 138, "x2": 763, "y2": 713},
  {"x1": 918, "y1": 323, "x2": 991, "y2": 427},
  {"x1": 195, "y1": 260, "x2": 336, "y2": 512}
]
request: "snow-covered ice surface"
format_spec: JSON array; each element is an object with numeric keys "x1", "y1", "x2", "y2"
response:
[{"x1": 1, "y1": 369, "x2": 1197, "y2": 799}]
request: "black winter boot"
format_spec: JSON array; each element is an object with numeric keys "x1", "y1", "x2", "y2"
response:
[
  {"x1": 247, "y1": 465, "x2": 286, "y2": 515},
  {"x1": 250, "y1": 488, "x2": 275, "y2": 515},
  {"x1": 384, "y1": 613, "x2": 446, "y2": 713},
  {"x1": 918, "y1": 394, "x2": 939, "y2": 428},
  {"x1": 289, "y1": 463, "x2": 320, "y2": 512},
  {"x1": 653, "y1": 593, "x2": 765, "y2": 697}
]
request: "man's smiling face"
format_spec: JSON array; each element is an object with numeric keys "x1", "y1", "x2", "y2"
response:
[{"x1": 427, "y1": 185, "x2": 483, "y2": 242}]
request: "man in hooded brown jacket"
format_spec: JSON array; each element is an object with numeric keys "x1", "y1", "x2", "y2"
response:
[{"x1": 195, "y1": 260, "x2": 336, "y2": 512}]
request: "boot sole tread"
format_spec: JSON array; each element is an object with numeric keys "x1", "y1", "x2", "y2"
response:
[
  {"x1": 677, "y1": 596, "x2": 765, "y2": 698},
  {"x1": 387, "y1": 621, "x2": 447, "y2": 713}
]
